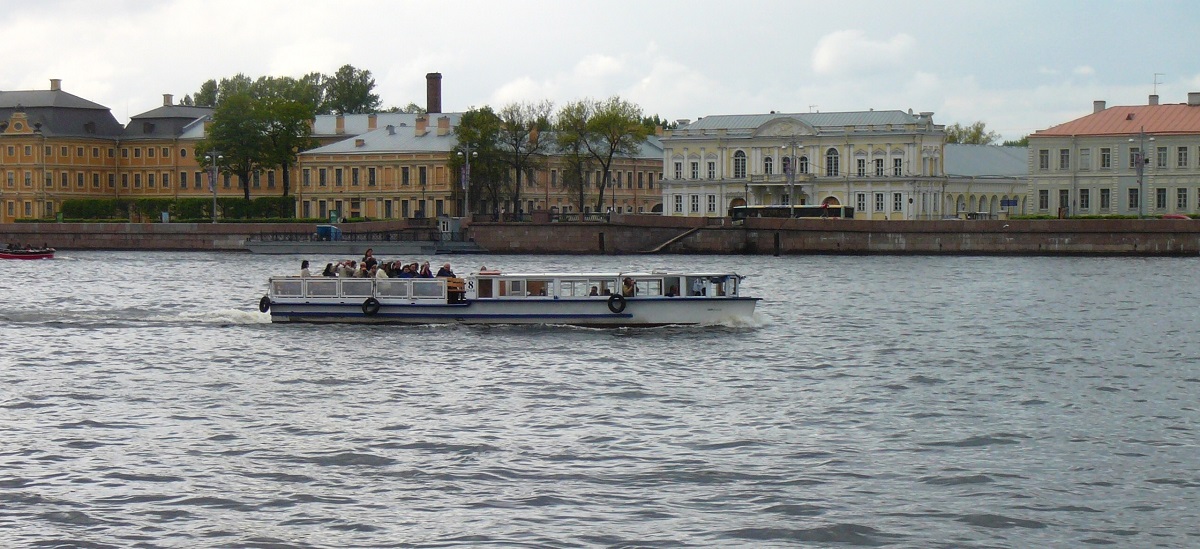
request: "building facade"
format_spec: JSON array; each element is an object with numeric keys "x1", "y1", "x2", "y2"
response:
[
  {"x1": 660, "y1": 111, "x2": 1029, "y2": 219},
  {"x1": 1028, "y1": 93, "x2": 1200, "y2": 217}
]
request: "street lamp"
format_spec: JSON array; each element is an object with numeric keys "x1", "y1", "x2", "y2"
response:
[
  {"x1": 1128, "y1": 127, "x2": 1154, "y2": 218},
  {"x1": 781, "y1": 137, "x2": 801, "y2": 217},
  {"x1": 457, "y1": 145, "x2": 477, "y2": 218},
  {"x1": 207, "y1": 150, "x2": 222, "y2": 223}
]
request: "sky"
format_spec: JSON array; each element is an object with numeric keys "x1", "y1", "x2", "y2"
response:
[{"x1": 2, "y1": 0, "x2": 1197, "y2": 142}]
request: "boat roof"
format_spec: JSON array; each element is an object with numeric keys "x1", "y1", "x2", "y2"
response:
[{"x1": 470, "y1": 271, "x2": 740, "y2": 278}]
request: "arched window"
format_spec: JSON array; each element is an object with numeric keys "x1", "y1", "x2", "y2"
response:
[
  {"x1": 825, "y1": 148, "x2": 840, "y2": 177},
  {"x1": 733, "y1": 151, "x2": 746, "y2": 179},
  {"x1": 764, "y1": 156, "x2": 773, "y2": 175},
  {"x1": 781, "y1": 156, "x2": 791, "y2": 174},
  {"x1": 798, "y1": 156, "x2": 809, "y2": 174}
]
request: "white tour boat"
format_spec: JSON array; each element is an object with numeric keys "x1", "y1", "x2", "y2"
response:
[{"x1": 259, "y1": 269, "x2": 758, "y2": 326}]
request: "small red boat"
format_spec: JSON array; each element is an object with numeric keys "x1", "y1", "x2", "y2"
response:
[{"x1": 0, "y1": 247, "x2": 55, "y2": 260}]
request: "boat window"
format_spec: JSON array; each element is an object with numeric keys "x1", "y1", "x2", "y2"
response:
[
  {"x1": 272, "y1": 279, "x2": 302, "y2": 297},
  {"x1": 342, "y1": 279, "x2": 373, "y2": 297},
  {"x1": 561, "y1": 280, "x2": 590, "y2": 297},
  {"x1": 501, "y1": 279, "x2": 525, "y2": 297},
  {"x1": 307, "y1": 279, "x2": 337, "y2": 297},
  {"x1": 412, "y1": 280, "x2": 444, "y2": 299},
  {"x1": 376, "y1": 279, "x2": 409, "y2": 298},
  {"x1": 636, "y1": 279, "x2": 662, "y2": 296},
  {"x1": 526, "y1": 279, "x2": 552, "y2": 297},
  {"x1": 477, "y1": 278, "x2": 493, "y2": 298}
]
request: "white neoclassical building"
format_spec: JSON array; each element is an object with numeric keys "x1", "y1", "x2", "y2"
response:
[{"x1": 660, "y1": 110, "x2": 1028, "y2": 220}]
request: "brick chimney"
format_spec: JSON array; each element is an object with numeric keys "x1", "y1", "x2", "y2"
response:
[
  {"x1": 415, "y1": 115, "x2": 428, "y2": 135},
  {"x1": 50, "y1": 79, "x2": 62, "y2": 91},
  {"x1": 426, "y1": 72, "x2": 442, "y2": 114},
  {"x1": 335, "y1": 115, "x2": 345, "y2": 134},
  {"x1": 1189, "y1": 92, "x2": 1200, "y2": 106},
  {"x1": 436, "y1": 116, "x2": 450, "y2": 136},
  {"x1": 367, "y1": 113, "x2": 377, "y2": 130},
  {"x1": 163, "y1": 93, "x2": 174, "y2": 106},
  {"x1": 1093, "y1": 100, "x2": 1106, "y2": 113},
  {"x1": 1149, "y1": 94, "x2": 1160, "y2": 106}
]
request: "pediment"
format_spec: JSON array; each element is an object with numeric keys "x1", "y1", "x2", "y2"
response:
[{"x1": 754, "y1": 117, "x2": 815, "y2": 138}]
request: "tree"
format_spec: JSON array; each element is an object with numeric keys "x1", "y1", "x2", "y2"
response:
[
  {"x1": 497, "y1": 100, "x2": 554, "y2": 217},
  {"x1": 452, "y1": 106, "x2": 507, "y2": 216},
  {"x1": 583, "y1": 96, "x2": 648, "y2": 212},
  {"x1": 1002, "y1": 135, "x2": 1029, "y2": 147},
  {"x1": 945, "y1": 121, "x2": 1001, "y2": 145},
  {"x1": 323, "y1": 64, "x2": 381, "y2": 114},
  {"x1": 196, "y1": 92, "x2": 267, "y2": 201},
  {"x1": 259, "y1": 95, "x2": 316, "y2": 197},
  {"x1": 556, "y1": 100, "x2": 598, "y2": 214},
  {"x1": 194, "y1": 79, "x2": 218, "y2": 107}
]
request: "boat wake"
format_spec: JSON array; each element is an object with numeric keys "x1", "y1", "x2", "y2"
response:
[{"x1": 0, "y1": 308, "x2": 270, "y2": 327}]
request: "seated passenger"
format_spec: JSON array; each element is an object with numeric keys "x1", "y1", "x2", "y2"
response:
[
  {"x1": 621, "y1": 277, "x2": 636, "y2": 297},
  {"x1": 436, "y1": 263, "x2": 455, "y2": 278},
  {"x1": 322, "y1": 263, "x2": 336, "y2": 277},
  {"x1": 589, "y1": 286, "x2": 599, "y2": 296},
  {"x1": 300, "y1": 260, "x2": 312, "y2": 278}
]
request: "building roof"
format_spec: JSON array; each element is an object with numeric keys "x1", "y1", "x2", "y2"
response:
[
  {"x1": 311, "y1": 112, "x2": 428, "y2": 137},
  {"x1": 0, "y1": 89, "x2": 125, "y2": 139},
  {"x1": 1033, "y1": 103, "x2": 1200, "y2": 138},
  {"x1": 122, "y1": 105, "x2": 214, "y2": 140},
  {"x1": 0, "y1": 89, "x2": 109, "y2": 110},
  {"x1": 944, "y1": 144, "x2": 1028, "y2": 178},
  {"x1": 674, "y1": 110, "x2": 935, "y2": 134}
]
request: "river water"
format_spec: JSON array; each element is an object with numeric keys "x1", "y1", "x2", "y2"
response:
[{"x1": 1, "y1": 251, "x2": 1198, "y2": 548}]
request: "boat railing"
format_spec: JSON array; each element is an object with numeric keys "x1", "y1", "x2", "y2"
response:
[{"x1": 270, "y1": 276, "x2": 454, "y2": 301}]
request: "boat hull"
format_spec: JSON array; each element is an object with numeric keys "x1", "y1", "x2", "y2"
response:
[{"x1": 268, "y1": 296, "x2": 758, "y2": 327}]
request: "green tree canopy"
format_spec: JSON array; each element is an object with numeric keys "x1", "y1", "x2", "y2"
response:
[
  {"x1": 583, "y1": 96, "x2": 648, "y2": 212},
  {"x1": 452, "y1": 106, "x2": 508, "y2": 215},
  {"x1": 1002, "y1": 135, "x2": 1030, "y2": 147},
  {"x1": 196, "y1": 92, "x2": 266, "y2": 201},
  {"x1": 497, "y1": 100, "x2": 554, "y2": 215},
  {"x1": 322, "y1": 64, "x2": 382, "y2": 115},
  {"x1": 944, "y1": 121, "x2": 1001, "y2": 145}
]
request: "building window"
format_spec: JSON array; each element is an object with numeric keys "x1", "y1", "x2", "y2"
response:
[
  {"x1": 368, "y1": 167, "x2": 376, "y2": 187},
  {"x1": 1100, "y1": 188, "x2": 1110, "y2": 210},
  {"x1": 1038, "y1": 149, "x2": 1049, "y2": 170},
  {"x1": 691, "y1": 161, "x2": 700, "y2": 179},
  {"x1": 223, "y1": 173, "x2": 231, "y2": 189},
  {"x1": 1080, "y1": 148, "x2": 1091, "y2": 170},
  {"x1": 706, "y1": 161, "x2": 715, "y2": 180},
  {"x1": 1156, "y1": 187, "x2": 1167, "y2": 210},
  {"x1": 1059, "y1": 189, "x2": 1069, "y2": 212},
  {"x1": 61, "y1": 172, "x2": 68, "y2": 188},
  {"x1": 762, "y1": 157, "x2": 772, "y2": 176},
  {"x1": 690, "y1": 194, "x2": 699, "y2": 213},
  {"x1": 23, "y1": 172, "x2": 31, "y2": 187},
  {"x1": 857, "y1": 192, "x2": 866, "y2": 212},
  {"x1": 121, "y1": 174, "x2": 128, "y2": 188},
  {"x1": 92, "y1": 147, "x2": 99, "y2": 158},
  {"x1": 1157, "y1": 146, "x2": 1168, "y2": 169},
  {"x1": 319, "y1": 169, "x2": 327, "y2": 187},
  {"x1": 1100, "y1": 148, "x2": 1111, "y2": 169},
  {"x1": 252, "y1": 172, "x2": 260, "y2": 189},
  {"x1": 825, "y1": 149, "x2": 840, "y2": 177},
  {"x1": 733, "y1": 151, "x2": 746, "y2": 179},
  {"x1": 267, "y1": 171, "x2": 275, "y2": 188},
  {"x1": 148, "y1": 173, "x2": 156, "y2": 188},
  {"x1": 875, "y1": 158, "x2": 885, "y2": 177},
  {"x1": 148, "y1": 147, "x2": 155, "y2": 158},
  {"x1": 799, "y1": 156, "x2": 809, "y2": 174},
  {"x1": 1039, "y1": 189, "x2": 1049, "y2": 210},
  {"x1": 1128, "y1": 188, "x2": 1139, "y2": 210},
  {"x1": 77, "y1": 147, "x2": 84, "y2": 157},
  {"x1": 1177, "y1": 188, "x2": 1188, "y2": 210},
  {"x1": 856, "y1": 158, "x2": 866, "y2": 177},
  {"x1": 707, "y1": 194, "x2": 716, "y2": 213},
  {"x1": 1129, "y1": 147, "x2": 1141, "y2": 169},
  {"x1": 874, "y1": 192, "x2": 884, "y2": 212},
  {"x1": 1179, "y1": 146, "x2": 1189, "y2": 168},
  {"x1": 181, "y1": 171, "x2": 188, "y2": 189},
  {"x1": 335, "y1": 168, "x2": 343, "y2": 186},
  {"x1": 134, "y1": 173, "x2": 141, "y2": 188},
  {"x1": 673, "y1": 161, "x2": 682, "y2": 179},
  {"x1": 108, "y1": 174, "x2": 115, "y2": 188},
  {"x1": 893, "y1": 192, "x2": 903, "y2": 212},
  {"x1": 1079, "y1": 188, "x2": 1090, "y2": 211},
  {"x1": 419, "y1": 166, "x2": 427, "y2": 187},
  {"x1": 674, "y1": 195, "x2": 683, "y2": 213},
  {"x1": 637, "y1": 172, "x2": 643, "y2": 189},
  {"x1": 163, "y1": 172, "x2": 172, "y2": 188},
  {"x1": 302, "y1": 169, "x2": 311, "y2": 187},
  {"x1": 352, "y1": 167, "x2": 359, "y2": 186},
  {"x1": 1059, "y1": 149, "x2": 1070, "y2": 170},
  {"x1": 893, "y1": 158, "x2": 902, "y2": 176},
  {"x1": 134, "y1": 148, "x2": 141, "y2": 158},
  {"x1": 648, "y1": 173, "x2": 654, "y2": 189},
  {"x1": 92, "y1": 173, "x2": 100, "y2": 188}
]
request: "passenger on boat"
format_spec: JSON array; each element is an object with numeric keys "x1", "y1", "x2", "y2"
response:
[
  {"x1": 396, "y1": 264, "x2": 415, "y2": 278},
  {"x1": 337, "y1": 261, "x2": 356, "y2": 278},
  {"x1": 589, "y1": 286, "x2": 599, "y2": 296},
  {"x1": 666, "y1": 285, "x2": 678, "y2": 297},
  {"x1": 362, "y1": 248, "x2": 377, "y2": 270},
  {"x1": 374, "y1": 265, "x2": 389, "y2": 278},
  {"x1": 322, "y1": 263, "x2": 336, "y2": 277},
  {"x1": 419, "y1": 261, "x2": 434, "y2": 278},
  {"x1": 621, "y1": 277, "x2": 637, "y2": 297},
  {"x1": 436, "y1": 263, "x2": 455, "y2": 278},
  {"x1": 692, "y1": 277, "x2": 706, "y2": 296},
  {"x1": 300, "y1": 260, "x2": 312, "y2": 278}
]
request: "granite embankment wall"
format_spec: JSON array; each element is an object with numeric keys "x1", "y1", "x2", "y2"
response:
[{"x1": 4, "y1": 216, "x2": 1200, "y2": 255}]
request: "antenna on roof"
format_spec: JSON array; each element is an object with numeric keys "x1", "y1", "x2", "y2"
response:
[
  {"x1": 1153, "y1": 73, "x2": 1165, "y2": 95},
  {"x1": 808, "y1": 105, "x2": 818, "y2": 113}
]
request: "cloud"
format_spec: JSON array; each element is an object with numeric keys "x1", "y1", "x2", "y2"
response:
[
  {"x1": 1073, "y1": 65, "x2": 1095, "y2": 76},
  {"x1": 811, "y1": 30, "x2": 915, "y2": 76}
]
